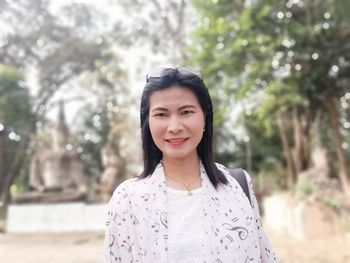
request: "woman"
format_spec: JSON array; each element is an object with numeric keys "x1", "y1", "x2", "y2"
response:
[{"x1": 104, "y1": 67, "x2": 279, "y2": 262}]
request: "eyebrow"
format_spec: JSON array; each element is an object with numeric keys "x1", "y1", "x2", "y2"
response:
[
  {"x1": 150, "y1": 105, "x2": 196, "y2": 112},
  {"x1": 179, "y1": 105, "x2": 196, "y2": 111}
]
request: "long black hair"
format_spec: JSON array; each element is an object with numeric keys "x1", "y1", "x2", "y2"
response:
[{"x1": 139, "y1": 67, "x2": 228, "y2": 188}]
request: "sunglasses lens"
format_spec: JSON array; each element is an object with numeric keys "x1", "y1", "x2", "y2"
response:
[
  {"x1": 178, "y1": 67, "x2": 202, "y2": 78},
  {"x1": 147, "y1": 67, "x2": 169, "y2": 78}
]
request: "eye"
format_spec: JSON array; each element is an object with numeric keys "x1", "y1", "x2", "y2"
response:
[
  {"x1": 181, "y1": 110, "x2": 195, "y2": 116},
  {"x1": 153, "y1": 112, "x2": 167, "y2": 118}
]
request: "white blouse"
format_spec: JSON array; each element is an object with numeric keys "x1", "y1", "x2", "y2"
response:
[
  {"x1": 167, "y1": 187, "x2": 205, "y2": 263},
  {"x1": 104, "y1": 162, "x2": 279, "y2": 262}
]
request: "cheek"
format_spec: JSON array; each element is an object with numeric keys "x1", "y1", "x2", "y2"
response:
[{"x1": 148, "y1": 119, "x2": 161, "y2": 140}]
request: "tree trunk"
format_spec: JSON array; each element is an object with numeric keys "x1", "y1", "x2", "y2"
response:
[
  {"x1": 327, "y1": 96, "x2": 350, "y2": 195},
  {"x1": 302, "y1": 110, "x2": 312, "y2": 170},
  {"x1": 0, "y1": 116, "x2": 37, "y2": 208},
  {"x1": 293, "y1": 107, "x2": 302, "y2": 173},
  {"x1": 276, "y1": 111, "x2": 297, "y2": 187},
  {"x1": 292, "y1": 107, "x2": 311, "y2": 174}
]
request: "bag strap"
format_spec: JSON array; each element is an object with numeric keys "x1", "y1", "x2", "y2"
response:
[{"x1": 228, "y1": 168, "x2": 251, "y2": 204}]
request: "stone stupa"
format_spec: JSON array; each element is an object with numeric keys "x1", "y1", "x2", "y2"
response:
[{"x1": 13, "y1": 101, "x2": 87, "y2": 203}]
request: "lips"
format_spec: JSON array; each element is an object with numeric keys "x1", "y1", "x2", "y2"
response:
[{"x1": 165, "y1": 138, "x2": 188, "y2": 146}]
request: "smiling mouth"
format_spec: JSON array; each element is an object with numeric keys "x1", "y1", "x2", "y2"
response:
[{"x1": 166, "y1": 138, "x2": 188, "y2": 146}]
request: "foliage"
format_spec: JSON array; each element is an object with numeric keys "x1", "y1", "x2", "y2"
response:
[
  {"x1": 118, "y1": 0, "x2": 198, "y2": 64},
  {"x1": 0, "y1": 65, "x2": 32, "y2": 192},
  {"x1": 296, "y1": 176, "x2": 314, "y2": 197},
  {"x1": 0, "y1": 0, "x2": 128, "y2": 206},
  {"x1": 73, "y1": 102, "x2": 109, "y2": 181},
  {"x1": 191, "y1": 0, "x2": 350, "y2": 189},
  {"x1": 0, "y1": 65, "x2": 32, "y2": 129},
  {"x1": 64, "y1": 52, "x2": 140, "y2": 186}
]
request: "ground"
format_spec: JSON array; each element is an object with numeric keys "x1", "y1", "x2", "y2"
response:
[
  {"x1": 268, "y1": 228, "x2": 350, "y2": 263},
  {"x1": 0, "y1": 232, "x2": 104, "y2": 263},
  {"x1": 1, "y1": 228, "x2": 350, "y2": 263}
]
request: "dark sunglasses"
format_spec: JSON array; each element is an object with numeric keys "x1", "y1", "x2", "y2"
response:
[{"x1": 146, "y1": 67, "x2": 202, "y2": 82}]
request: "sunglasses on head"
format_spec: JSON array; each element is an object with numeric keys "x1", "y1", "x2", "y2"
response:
[{"x1": 146, "y1": 67, "x2": 202, "y2": 82}]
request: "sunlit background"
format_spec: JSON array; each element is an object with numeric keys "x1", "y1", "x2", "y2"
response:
[{"x1": 1, "y1": 0, "x2": 350, "y2": 262}]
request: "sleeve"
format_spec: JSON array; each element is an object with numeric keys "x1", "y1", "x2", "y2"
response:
[
  {"x1": 244, "y1": 171, "x2": 279, "y2": 263},
  {"x1": 103, "y1": 182, "x2": 133, "y2": 263}
]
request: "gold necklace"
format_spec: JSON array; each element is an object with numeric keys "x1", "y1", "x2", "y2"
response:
[{"x1": 165, "y1": 174, "x2": 200, "y2": 196}]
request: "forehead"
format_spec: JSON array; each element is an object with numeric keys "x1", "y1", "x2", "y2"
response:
[{"x1": 149, "y1": 86, "x2": 200, "y2": 108}]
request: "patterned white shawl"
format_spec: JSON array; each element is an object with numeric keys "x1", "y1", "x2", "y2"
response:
[{"x1": 104, "y1": 162, "x2": 279, "y2": 262}]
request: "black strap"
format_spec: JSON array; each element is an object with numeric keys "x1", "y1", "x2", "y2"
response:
[{"x1": 228, "y1": 168, "x2": 251, "y2": 204}]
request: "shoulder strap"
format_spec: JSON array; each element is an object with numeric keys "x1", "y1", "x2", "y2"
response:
[{"x1": 228, "y1": 168, "x2": 251, "y2": 204}]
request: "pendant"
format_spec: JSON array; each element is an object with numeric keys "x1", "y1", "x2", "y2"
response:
[{"x1": 187, "y1": 189, "x2": 192, "y2": 196}]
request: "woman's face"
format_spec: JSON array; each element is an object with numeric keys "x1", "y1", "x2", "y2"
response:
[{"x1": 148, "y1": 86, "x2": 205, "y2": 162}]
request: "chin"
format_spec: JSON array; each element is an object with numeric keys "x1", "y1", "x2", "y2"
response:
[{"x1": 163, "y1": 150, "x2": 198, "y2": 161}]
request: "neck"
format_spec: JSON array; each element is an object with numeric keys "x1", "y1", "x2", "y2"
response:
[{"x1": 162, "y1": 155, "x2": 201, "y2": 183}]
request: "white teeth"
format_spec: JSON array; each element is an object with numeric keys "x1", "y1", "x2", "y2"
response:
[{"x1": 168, "y1": 138, "x2": 185, "y2": 142}]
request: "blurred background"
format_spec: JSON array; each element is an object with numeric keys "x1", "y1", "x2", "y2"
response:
[{"x1": 0, "y1": 0, "x2": 350, "y2": 262}]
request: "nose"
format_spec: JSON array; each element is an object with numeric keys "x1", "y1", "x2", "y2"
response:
[{"x1": 167, "y1": 116, "x2": 183, "y2": 133}]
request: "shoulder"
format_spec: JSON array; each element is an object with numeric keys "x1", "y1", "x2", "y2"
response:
[
  {"x1": 214, "y1": 162, "x2": 232, "y2": 186},
  {"x1": 108, "y1": 178, "x2": 134, "y2": 205},
  {"x1": 242, "y1": 169, "x2": 253, "y2": 185},
  {"x1": 108, "y1": 176, "x2": 155, "y2": 206},
  {"x1": 107, "y1": 177, "x2": 141, "y2": 208},
  {"x1": 215, "y1": 162, "x2": 252, "y2": 180},
  {"x1": 215, "y1": 162, "x2": 231, "y2": 173},
  {"x1": 214, "y1": 163, "x2": 254, "y2": 192}
]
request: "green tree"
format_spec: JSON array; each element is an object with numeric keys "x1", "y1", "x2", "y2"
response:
[
  {"x1": 0, "y1": 0, "x2": 124, "y2": 207},
  {"x1": 191, "y1": 0, "x2": 350, "y2": 192},
  {"x1": 72, "y1": 59, "x2": 138, "y2": 187},
  {"x1": 0, "y1": 65, "x2": 32, "y2": 203},
  {"x1": 118, "y1": 0, "x2": 197, "y2": 64}
]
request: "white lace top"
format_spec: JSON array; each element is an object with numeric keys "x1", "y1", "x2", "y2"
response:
[{"x1": 167, "y1": 187, "x2": 205, "y2": 263}]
